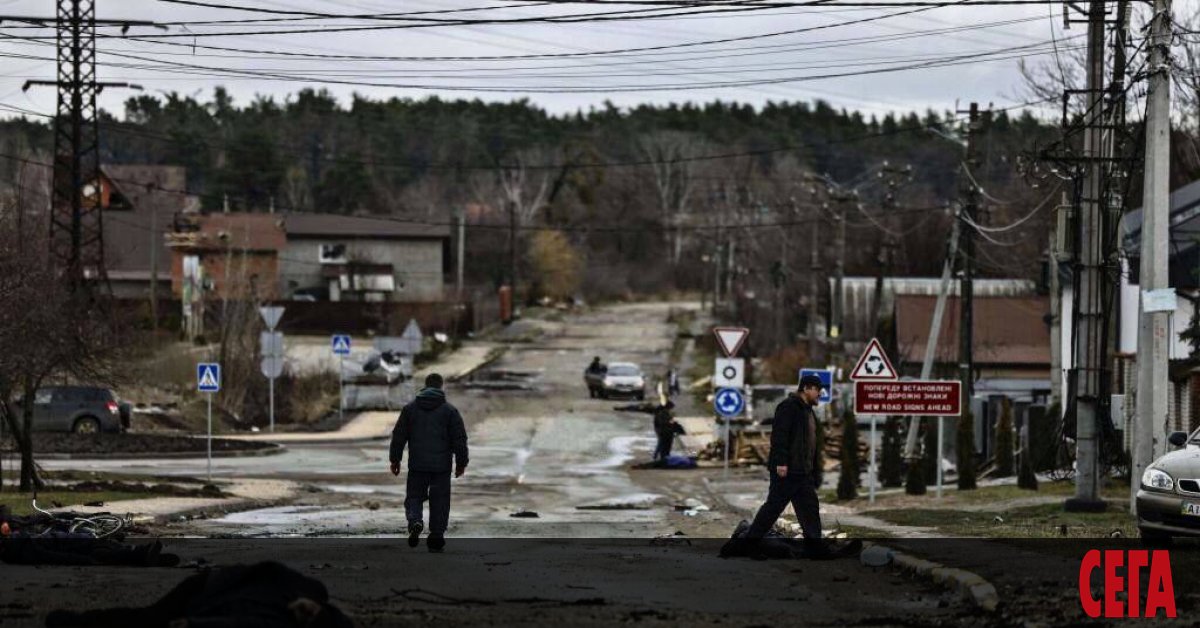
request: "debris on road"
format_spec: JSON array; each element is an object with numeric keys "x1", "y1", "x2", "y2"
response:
[{"x1": 510, "y1": 510, "x2": 540, "y2": 518}]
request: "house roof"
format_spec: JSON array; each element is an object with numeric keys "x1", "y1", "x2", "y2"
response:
[
  {"x1": 101, "y1": 165, "x2": 194, "y2": 275},
  {"x1": 282, "y1": 213, "x2": 450, "y2": 240},
  {"x1": 168, "y1": 213, "x2": 287, "y2": 252},
  {"x1": 1122, "y1": 178, "x2": 1200, "y2": 257},
  {"x1": 834, "y1": 276, "x2": 1037, "y2": 342},
  {"x1": 894, "y1": 295, "x2": 1051, "y2": 366}
]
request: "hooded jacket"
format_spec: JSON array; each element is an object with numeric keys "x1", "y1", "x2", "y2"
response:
[{"x1": 389, "y1": 387, "x2": 469, "y2": 473}]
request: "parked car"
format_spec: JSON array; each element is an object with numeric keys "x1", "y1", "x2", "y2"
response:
[
  {"x1": 593, "y1": 362, "x2": 646, "y2": 400},
  {"x1": 19, "y1": 386, "x2": 131, "y2": 434},
  {"x1": 1136, "y1": 428, "x2": 1200, "y2": 544}
]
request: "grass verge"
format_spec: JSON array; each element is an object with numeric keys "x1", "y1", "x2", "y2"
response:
[{"x1": 868, "y1": 501, "x2": 1137, "y2": 538}]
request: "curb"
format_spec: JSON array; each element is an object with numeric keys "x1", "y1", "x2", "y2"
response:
[
  {"x1": 35, "y1": 443, "x2": 286, "y2": 461},
  {"x1": 872, "y1": 542, "x2": 999, "y2": 612},
  {"x1": 445, "y1": 345, "x2": 507, "y2": 383},
  {"x1": 705, "y1": 477, "x2": 1000, "y2": 613}
]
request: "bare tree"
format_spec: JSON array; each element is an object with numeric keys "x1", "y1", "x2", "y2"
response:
[
  {"x1": 640, "y1": 131, "x2": 703, "y2": 266},
  {"x1": 0, "y1": 187, "x2": 126, "y2": 491}
]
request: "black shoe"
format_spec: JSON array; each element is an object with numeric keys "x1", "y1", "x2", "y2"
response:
[
  {"x1": 407, "y1": 521, "x2": 424, "y2": 548},
  {"x1": 428, "y1": 533, "x2": 445, "y2": 553}
]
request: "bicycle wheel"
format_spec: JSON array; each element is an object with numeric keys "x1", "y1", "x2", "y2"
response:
[{"x1": 70, "y1": 515, "x2": 126, "y2": 539}]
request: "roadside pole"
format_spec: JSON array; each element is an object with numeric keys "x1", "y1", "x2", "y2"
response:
[
  {"x1": 869, "y1": 416, "x2": 878, "y2": 504},
  {"x1": 197, "y1": 363, "x2": 220, "y2": 484},
  {"x1": 713, "y1": 327, "x2": 749, "y2": 482},
  {"x1": 723, "y1": 417, "x2": 730, "y2": 479},
  {"x1": 259, "y1": 306, "x2": 285, "y2": 433},
  {"x1": 332, "y1": 334, "x2": 352, "y2": 423},
  {"x1": 937, "y1": 416, "x2": 944, "y2": 498},
  {"x1": 206, "y1": 392, "x2": 213, "y2": 482}
]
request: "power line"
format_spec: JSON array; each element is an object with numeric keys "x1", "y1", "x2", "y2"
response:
[{"x1": 60, "y1": 36, "x2": 1080, "y2": 93}]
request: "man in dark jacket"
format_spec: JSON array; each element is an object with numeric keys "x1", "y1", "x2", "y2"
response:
[
  {"x1": 389, "y1": 373, "x2": 469, "y2": 553},
  {"x1": 743, "y1": 374, "x2": 829, "y2": 555},
  {"x1": 614, "y1": 400, "x2": 682, "y2": 462}
]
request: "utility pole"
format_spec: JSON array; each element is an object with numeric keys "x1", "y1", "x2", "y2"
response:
[
  {"x1": 1049, "y1": 227, "x2": 1062, "y2": 412},
  {"x1": 831, "y1": 199, "x2": 847, "y2": 345},
  {"x1": 1134, "y1": 0, "x2": 1173, "y2": 511},
  {"x1": 1065, "y1": 0, "x2": 1110, "y2": 513},
  {"x1": 508, "y1": 199, "x2": 517, "y2": 293},
  {"x1": 149, "y1": 195, "x2": 159, "y2": 332},
  {"x1": 958, "y1": 103, "x2": 987, "y2": 452},
  {"x1": 456, "y1": 206, "x2": 466, "y2": 300},
  {"x1": 20, "y1": 1, "x2": 153, "y2": 294},
  {"x1": 808, "y1": 205, "x2": 822, "y2": 363}
]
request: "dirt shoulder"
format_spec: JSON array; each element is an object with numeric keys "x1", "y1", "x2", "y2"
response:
[{"x1": 2, "y1": 433, "x2": 276, "y2": 456}]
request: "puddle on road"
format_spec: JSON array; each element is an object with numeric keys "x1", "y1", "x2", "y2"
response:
[{"x1": 575, "y1": 493, "x2": 664, "y2": 510}]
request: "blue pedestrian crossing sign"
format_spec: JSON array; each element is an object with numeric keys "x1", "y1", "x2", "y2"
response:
[
  {"x1": 331, "y1": 334, "x2": 352, "y2": 356},
  {"x1": 714, "y1": 387, "x2": 745, "y2": 418},
  {"x1": 799, "y1": 368, "x2": 834, "y2": 403},
  {"x1": 197, "y1": 363, "x2": 221, "y2": 393}
]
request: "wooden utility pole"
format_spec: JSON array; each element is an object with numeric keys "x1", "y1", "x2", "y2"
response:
[
  {"x1": 1134, "y1": 0, "x2": 1173, "y2": 512},
  {"x1": 959, "y1": 103, "x2": 987, "y2": 441}
]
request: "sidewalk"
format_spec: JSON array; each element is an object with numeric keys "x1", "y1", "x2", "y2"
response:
[{"x1": 54, "y1": 478, "x2": 298, "y2": 524}]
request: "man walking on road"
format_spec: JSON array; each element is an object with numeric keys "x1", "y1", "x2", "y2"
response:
[
  {"x1": 743, "y1": 374, "x2": 829, "y2": 556},
  {"x1": 389, "y1": 373, "x2": 469, "y2": 553}
]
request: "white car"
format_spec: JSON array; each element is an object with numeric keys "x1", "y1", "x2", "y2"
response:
[{"x1": 597, "y1": 362, "x2": 646, "y2": 400}]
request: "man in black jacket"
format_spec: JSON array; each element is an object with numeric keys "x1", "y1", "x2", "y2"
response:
[
  {"x1": 390, "y1": 373, "x2": 469, "y2": 553},
  {"x1": 614, "y1": 400, "x2": 683, "y2": 462},
  {"x1": 743, "y1": 374, "x2": 829, "y2": 556}
]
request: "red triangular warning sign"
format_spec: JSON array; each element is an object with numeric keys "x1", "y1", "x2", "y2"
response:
[
  {"x1": 713, "y1": 327, "x2": 749, "y2": 357},
  {"x1": 850, "y1": 338, "x2": 897, "y2": 381}
]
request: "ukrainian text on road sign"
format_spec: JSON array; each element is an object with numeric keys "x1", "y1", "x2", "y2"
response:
[{"x1": 854, "y1": 380, "x2": 961, "y2": 416}]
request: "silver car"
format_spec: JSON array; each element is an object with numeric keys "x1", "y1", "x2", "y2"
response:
[
  {"x1": 597, "y1": 362, "x2": 646, "y2": 400},
  {"x1": 1136, "y1": 428, "x2": 1200, "y2": 543}
]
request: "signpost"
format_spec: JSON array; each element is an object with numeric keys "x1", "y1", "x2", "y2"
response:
[
  {"x1": 713, "y1": 327, "x2": 749, "y2": 357},
  {"x1": 197, "y1": 363, "x2": 221, "y2": 482},
  {"x1": 711, "y1": 327, "x2": 750, "y2": 478},
  {"x1": 332, "y1": 334, "x2": 352, "y2": 422},
  {"x1": 855, "y1": 379, "x2": 962, "y2": 499},
  {"x1": 714, "y1": 387, "x2": 745, "y2": 478},
  {"x1": 714, "y1": 357, "x2": 745, "y2": 388},
  {"x1": 259, "y1": 306, "x2": 285, "y2": 432}
]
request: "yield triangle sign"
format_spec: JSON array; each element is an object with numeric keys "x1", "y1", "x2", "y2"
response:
[
  {"x1": 259, "y1": 306, "x2": 285, "y2": 330},
  {"x1": 713, "y1": 327, "x2": 750, "y2": 357},
  {"x1": 851, "y1": 338, "x2": 897, "y2": 381}
]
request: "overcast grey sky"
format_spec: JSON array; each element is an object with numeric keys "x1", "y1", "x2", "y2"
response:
[{"x1": 0, "y1": 1, "x2": 1183, "y2": 120}]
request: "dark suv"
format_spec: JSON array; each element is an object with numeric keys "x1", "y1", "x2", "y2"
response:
[{"x1": 26, "y1": 386, "x2": 131, "y2": 434}]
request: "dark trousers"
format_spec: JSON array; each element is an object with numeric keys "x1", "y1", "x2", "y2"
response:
[
  {"x1": 405, "y1": 470, "x2": 452, "y2": 535},
  {"x1": 745, "y1": 470, "x2": 822, "y2": 543},
  {"x1": 653, "y1": 433, "x2": 674, "y2": 460}
]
